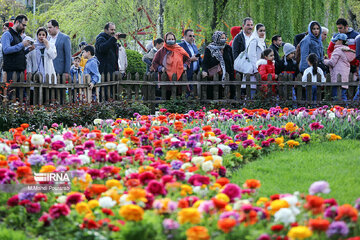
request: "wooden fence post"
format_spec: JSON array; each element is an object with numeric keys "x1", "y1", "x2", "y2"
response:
[
  {"x1": 336, "y1": 73, "x2": 342, "y2": 101},
  {"x1": 171, "y1": 73, "x2": 177, "y2": 99}
]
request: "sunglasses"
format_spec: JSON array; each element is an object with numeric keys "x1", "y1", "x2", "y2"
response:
[
  {"x1": 259, "y1": 30, "x2": 266, "y2": 32},
  {"x1": 188, "y1": 35, "x2": 195, "y2": 38}
]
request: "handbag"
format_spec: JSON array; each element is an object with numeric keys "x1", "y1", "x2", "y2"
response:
[
  {"x1": 234, "y1": 45, "x2": 253, "y2": 74},
  {"x1": 208, "y1": 64, "x2": 222, "y2": 77}
]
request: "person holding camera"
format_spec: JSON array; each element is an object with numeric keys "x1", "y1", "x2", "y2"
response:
[
  {"x1": 1, "y1": 14, "x2": 34, "y2": 82},
  {"x1": 95, "y1": 22, "x2": 126, "y2": 78}
]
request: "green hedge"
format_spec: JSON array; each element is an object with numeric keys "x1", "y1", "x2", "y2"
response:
[{"x1": 126, "y1": 49, "x2": 146, "y2": 77}]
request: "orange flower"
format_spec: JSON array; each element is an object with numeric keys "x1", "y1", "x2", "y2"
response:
[
  {"x1": 186, "y1": 226, "x2": 210, "y2": 240},
  {"x1": 127, "y1": 188, "x2": 147, "y2": 202},
  {"x1": 123, "y1": 128, "x2": 134, "y2": 137},
  {"x1": 125, "y1": 179, "x2": 140, "y2": 188},
  {"x1": 216, "y1": 177, "x2": 230, "y2": 186},
  {"x1": 212, "y1": 197, "x2": 227, "y2": 209},
  {"x1": 0, "y1": 160, "x2": 8, "y2": 167},
  {"x1": 309, "y1": 218, "x2": 330, "y2": 231},
  {"x1": 304, "y1": 195, "x2": 324, "y2": 215},
  {"x1": 178, "y1": 208, "x2": 201, "y2": 224},
  {"x1": 202, "y1": 126, "x2": 212, "y2": 132},
  {"x1": 16, "y1": 166, "x2": 32, "y2": 178},
  {"x1": 240, "y1": 210, "x2": 258, "y2": 226},
  {"x1": 174, "y1": 121, "x2": 183, "y2": 131},
  {"x1": 165, "y1": 150, "x2": 179, "y2": 161},
  {"x1": 218, "y1": 218, "x2": 237, "y2": 233},
  {"x1": 39, "y1": 165, "x2": 56, "y2": 173},
  {"x1": 20, "y1": 123, "x2": 29, "y2": 129},
  {"x1": 90, "y1": 184, "x2": 108, "y2": 195},
  {"x1": 244, "y1": 179, "x2": 261, "y2": 189},
  {"x1": 335, "y1": 204, "x2": 358, "y2": 222}
]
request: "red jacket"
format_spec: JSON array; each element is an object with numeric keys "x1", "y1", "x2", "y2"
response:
[{"x1": 257, "y1": 59, "x2": 276, "y2": 94}]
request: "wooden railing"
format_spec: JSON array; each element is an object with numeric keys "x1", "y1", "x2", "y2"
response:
[{"x1": 1, "y1": 71, "x2": 360, "y2": 108}]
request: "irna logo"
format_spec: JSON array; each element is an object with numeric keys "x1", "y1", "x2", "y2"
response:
[{"x1": 34, "y1": 173, "x2": 70, "y2": 183}]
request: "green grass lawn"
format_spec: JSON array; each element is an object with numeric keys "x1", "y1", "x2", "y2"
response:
[{"x1": 231, "y1": 139, "x2": 360, "y2": 204}]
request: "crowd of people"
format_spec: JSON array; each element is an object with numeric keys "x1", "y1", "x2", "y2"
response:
[{"x1": 1, "y1": 15, "x2": 360, "y2": 101}]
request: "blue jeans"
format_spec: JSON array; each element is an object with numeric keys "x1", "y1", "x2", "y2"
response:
[
  {"x1": 354, "y1": 86, "x2": 360, "y2": 101},
  {"x1": 305, "y1": 86, "x2": 317, "y2": 101},
  {"x1": 332, "y1": 87, "x2": 347, "y2": 101}
]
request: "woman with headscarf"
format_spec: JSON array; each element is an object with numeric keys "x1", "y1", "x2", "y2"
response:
[
  {"x1": 299, "y1": 21, "x2": 324, "y2": 73},
  {"x1": 243, "y1": 23, "x2": 267, "y2": 98},
  {"x1": 152, "y1": 32, "x2": 190, "y2": 81},
  {"x1": 202, "y1": 31, "x2": 234, "y2": 98},
  {"x1": 28, "y1": 27, "x2": 57, "y2": 83}
]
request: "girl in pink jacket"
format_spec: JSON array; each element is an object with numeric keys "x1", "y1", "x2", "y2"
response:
[{"x1": 324, "y1": 33, "x2": 356, "y2": 100}]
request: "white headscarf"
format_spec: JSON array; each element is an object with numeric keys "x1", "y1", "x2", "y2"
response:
[{"x1": 248, "y1": 23, "x2": 266, "y2": 51}]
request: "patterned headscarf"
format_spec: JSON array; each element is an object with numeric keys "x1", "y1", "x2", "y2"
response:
[{"x1": 207, "y1": 31, "x2": 227, "y2": 81}]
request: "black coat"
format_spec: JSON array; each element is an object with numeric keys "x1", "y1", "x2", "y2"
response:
[
  {"x1": 294, "y1": 32, "x2": 307, "y2": 48},
  {"x1": 95, "y1": 32, "x2": 119, "y2": 74},
  {"x1": 275, "y1": 57, "x2": 299, "y2": 76},
  {"x1": 232, "y1": 31, "x2": 246, "y2": 60},
  {"x1": 269, "y1": 43, "x2": 281, "y2": 63},
  {"x1": 202, "y1": 45, "x2": 234, "y2": 81}
]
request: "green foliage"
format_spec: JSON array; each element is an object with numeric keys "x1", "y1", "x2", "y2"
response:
[
  {"x1": 231, "y1": 139, "x2": 360, "y2": 204},
  {"x1": 125, "y1": 49, "x2": 146, "y2": 77},
  {"x1": 0, "y1": 226, "x2": 28, "y2": 240},
  {"x1": 158, "y1": 96, "x2": 203, "y2": 113},
  {"x1": 0, "y1": 101, "x2": 150, "y2": 131}
]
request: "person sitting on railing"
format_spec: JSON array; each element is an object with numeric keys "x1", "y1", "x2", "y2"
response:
[
  {"x1": 82, "y1": 45, "x2": 101, "y2": 100},
  {"x1": 152, "y1": 32, "x2": 190, "y2": 81},
  {"x1": 302, "y1": 53, "x2": 326, "y2": 101},
  {"x1": 202, "y1": 31, "x2": 234, "y2": 99},
  {"x1": 257, "y1": 48, "x2": 277, "y2": 98},
  {"x1": 324, "y1": 33, "x2": 356, "y2": 101},
  {"x1": 275, "y1": 43, "x2": 299, "y2": 100}
]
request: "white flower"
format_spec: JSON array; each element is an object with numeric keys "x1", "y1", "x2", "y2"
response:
[
  {"x1": 64, "y1": 140, "x2": 74, "y2": 151},
  {"x1": 31, "y1": 134, "x2": 45, "y2": 146},
  {"x1": 78, "y1": 155, "x2": 90, "y2": 165},
  {"x1": 52, "y1": 135, "x2": 64, "y2": 142},
  {"x1": 125, "y1": 168, "x2": 137, "y2": 176},
  {"x1": 296, "y1": 111, "x2": 304, "y2": 119},
  {"x1": 195, "y1": 142, "x2": 202, "y2": 147},
  {"x1": 208, "y1": 136, "x2": 217, "y2": 142},
  {"x1": 93, "y1": 119, "x2": 103, "y2": 125},
  {"x1": 212, "y1": 155, "x2": 223, "y2": 162},
  {"x1": 171, "y1": 137, "x2": 180, "y2": 142},
  {"x1": 119, "y1": 194, "x2": 132, "y2": 206},
  {"x1": 105, "y1": 142, "x2": 117, "y2": 151},
  {"x1": 181, "y1": 163, "x2": 192, "y2": 170},
  {"x1": 57, "y1": 195, "x2": 67, "y2": 203},
  {"x1": 192, "y1": 156, "x2": 205, "y2": 165},
  {"x1": 233, "y1": 200, "x2": 251, "y2": 210},
  {"x1": 328, "y1": 112, "x2": 335, "y2": 119},
  {"x1": 193, "y1": 186, "x2": 209, "y2": 197},
  {"x1": 217, "y1": 144, "x2": 231, "y2": 155},
  {"x1": 274, "y1": 208, "x2": 296, "y2": 225},
  {"x1": 117, "y1": 143, "x2": 128, "y2": 154},
  {"x1": 201, "y1": 161, "x2": 214, "y2": 172},
  {"x1": 185, "y1": 172, "x2": 194, "y2": 181},
  {"x1": 281, "y1": 195, "x2": 300, "y2": 215},
  {"x1": 99, "y1": 196, "x2": 116, "y2": 208},
  {"x1": 209, "y1": 147, "x2": 219, "y2": 155},
  {"x1": 0, "y1": 143, "x2": 11, "y2": 155}
]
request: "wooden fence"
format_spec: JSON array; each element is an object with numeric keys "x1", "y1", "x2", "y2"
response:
[{"x1": 1, "y1": 71, "x2": 360, "y2": 109}]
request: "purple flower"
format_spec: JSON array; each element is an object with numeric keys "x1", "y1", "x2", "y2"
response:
[
  {"x1": 198, "y1": 200, "x2": 215, "y2": 214},
  {"x1": 257, "y1": 234, "x2": 271, "y2": 240},
  {"x1": 309, "y1": 181, "x2": 330, "y2": 195},
  {"x1": 242, "y1": 139, "x2": 255, "y2": 149},
  {"x1": 326, "y1": 221, "x2": 349, "y2": 238},
  {"x1": 186, "y1": 140, "x2": 197, "y2": 148},
  {"x1": 105, "y1": 119, "x2": 114, "y2": 125},
  {"x1": 157, "y1": 164, "x2": 171, "y2": 175},
  {"x1": 171, "y1": 170, "x2": 185, "y2": 181},
  {"x1": 355, "y1": 198, "x2": 360, "y2": 211},
  {"x1": 19, "y1": 191, "x2": 36, "y2": 201},
  {"x1": 170, "y1": 160, "x2": 183, "y2": 170},
  {"x1": 154, "y1": 147, "x2": 163, "y2": 156},
  {"x1": 324, "y1": 206, "x2": 338, "y2": 219},
  {"x1": 228, "y1": 143, "x2": 239, "y2": 151},
  {"x1": 162, "y1": 219, "x2": 179, "y2": 230},
  {"x1": 28, "y1": 154, "x2": 46, "y2": 166},
  {"x1": 219, "y1": 211, "x2": 240, "y2": 221},
  {"x1": 9, "y1": 160, "x2": 26, "y2": 170}
]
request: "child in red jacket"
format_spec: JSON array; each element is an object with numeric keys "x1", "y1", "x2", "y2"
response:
[{"x1": 256, "y1": 48, "x2": 278, "y2": 96}]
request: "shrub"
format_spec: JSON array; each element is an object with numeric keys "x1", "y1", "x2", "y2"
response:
[{"x1": 125, "y1": 49, "x2": 146, "y2": 77}]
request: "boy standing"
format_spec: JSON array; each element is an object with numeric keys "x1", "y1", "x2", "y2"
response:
[
  {"x1": 70, "y1": 56, "x2": 83, "y2": 83},
  {"x1": 82, "y1": 45, "x2": 101, "y2": 99}
]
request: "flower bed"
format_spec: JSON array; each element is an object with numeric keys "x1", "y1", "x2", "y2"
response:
[{"x1": 0, "y1": 106, "x2": 359, "y2": 239}]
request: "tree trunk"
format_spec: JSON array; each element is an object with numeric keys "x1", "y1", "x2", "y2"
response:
[
  {"x1": 158, "y1": 0, "x2": 165, "y2": 37},
  {"x1": 210, "y1": 0, "x2": 229, "y2": 31}
]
